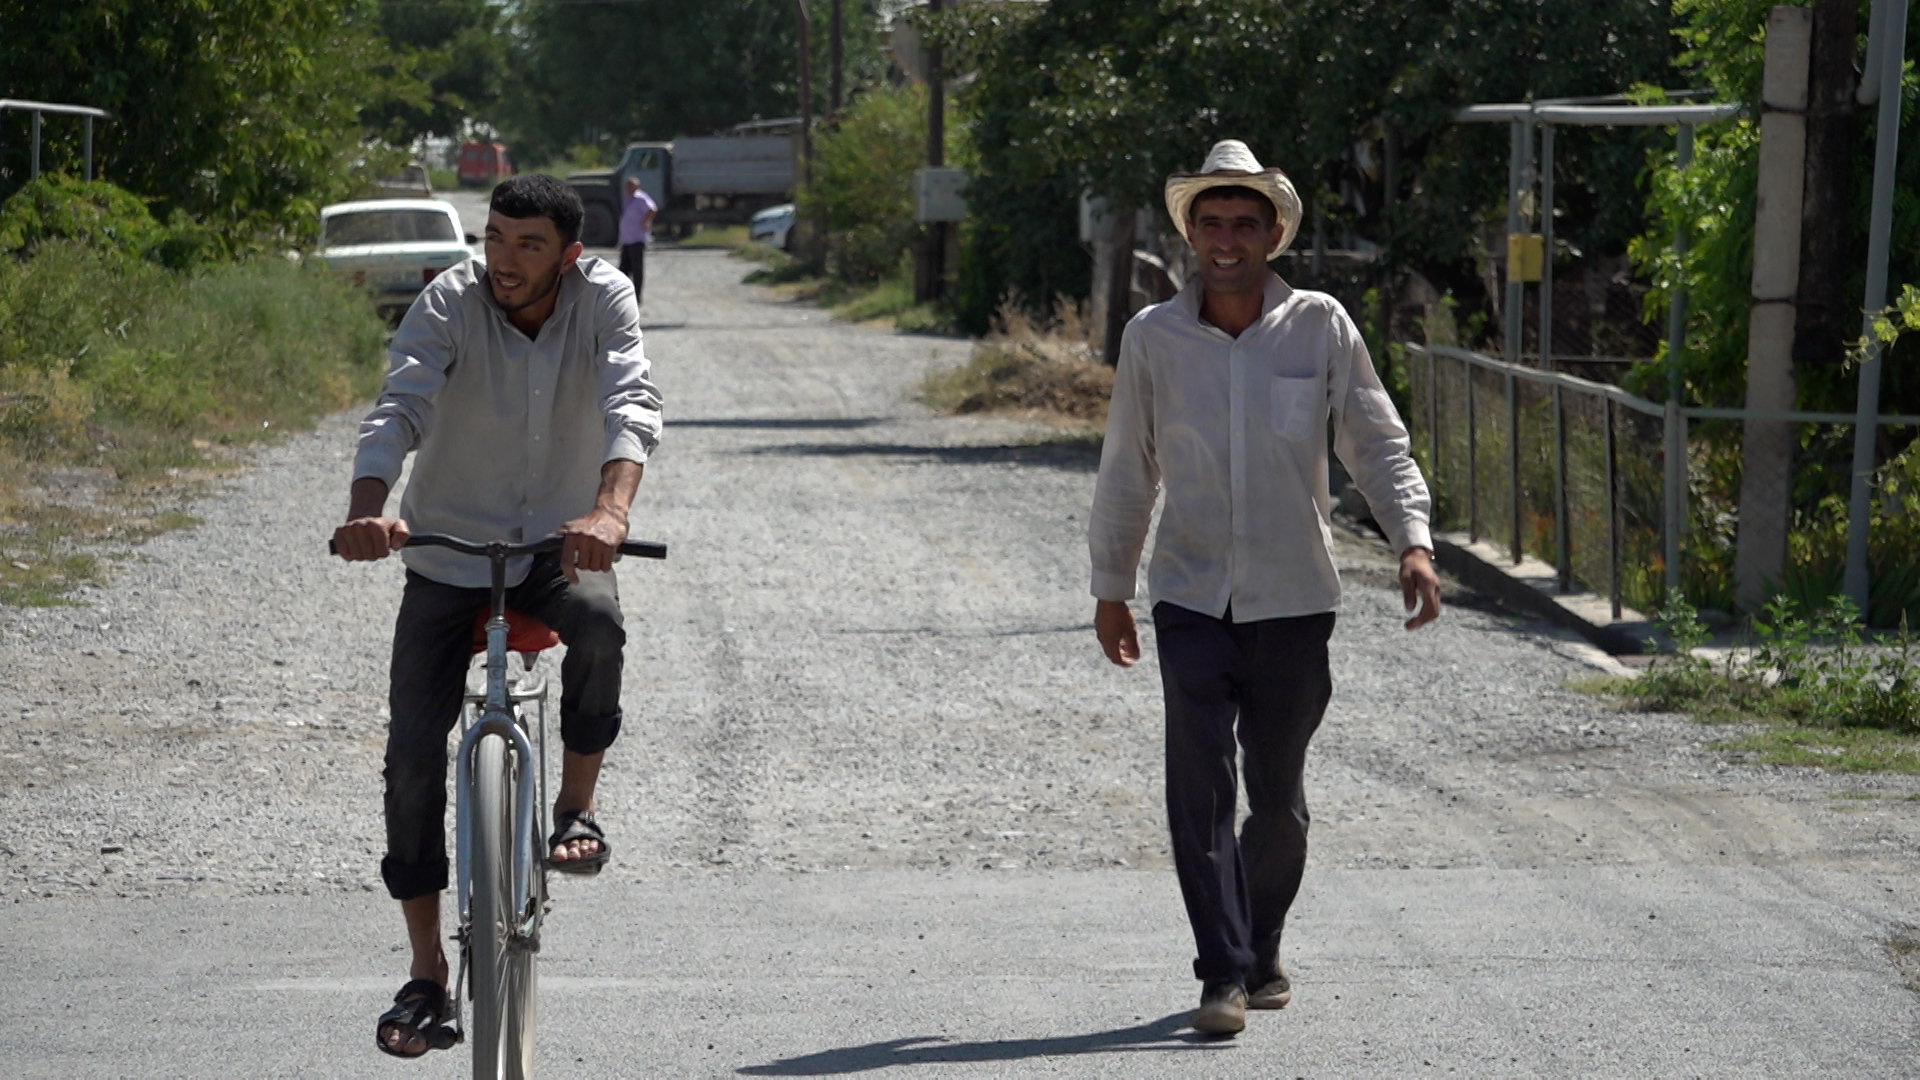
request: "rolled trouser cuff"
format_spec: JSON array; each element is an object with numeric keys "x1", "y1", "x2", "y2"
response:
[
  {"x1": 560, "y1": 706, "x2": 622, "y2": 756},
  {"x1": 381, "y1": 853, "x2": 449, "y2": 901}
]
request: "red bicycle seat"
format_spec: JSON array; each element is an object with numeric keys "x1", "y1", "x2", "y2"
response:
[{"x1": 471, "y1": 609, "x2": 560, "y2": 655}]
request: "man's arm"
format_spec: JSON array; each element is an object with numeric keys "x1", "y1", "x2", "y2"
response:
[
  {"x1": 558, "y1": 459, "x2": 643, "y2": 583},
  {"x1": 333, "y1": 477, "x2": 409, "y2": 560},
  {"x1": 1090, "y1": 323, "x2": 1159, "y2": 666},
  {"x1": 1326, "y1": 307, "x2": 1441, "y2": 630}
]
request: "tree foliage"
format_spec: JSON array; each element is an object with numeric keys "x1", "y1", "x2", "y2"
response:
[
  {"x1": 498, "y1": 0, "x2": 892, "y2": 167},
  {"x1": 1633, "y1": 0, "x2": 1920, "y2": 417},
  {"x1": 0, "y1": 0, "x2": 415, "y2": 243},
  {"x1": 929, "y1": 0, "x2": 1675, "y2": 331},
  {"x1": 363, "y1": 0, "x2": 509, "y2": 144}
]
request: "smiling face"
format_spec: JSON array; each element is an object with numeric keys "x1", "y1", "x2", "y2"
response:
[
  {"x1": 1186, "y1": 191, "x2": 1284, "y2": 298},
  {"x1": 483, "y1": 210, "x2": 582, "y2": 317}
]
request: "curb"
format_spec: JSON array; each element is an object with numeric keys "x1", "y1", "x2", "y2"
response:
[{"x1": 1430, "y1": 531, "x2": 1657, "y2": 659}]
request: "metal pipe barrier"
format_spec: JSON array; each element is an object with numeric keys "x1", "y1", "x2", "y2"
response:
[
  {"x1": 0, "y1": 99, "x2": 110, "y2": 182},
  {"x1": 1406, "y1": 343, "x2": 1920, "y2": 619}
]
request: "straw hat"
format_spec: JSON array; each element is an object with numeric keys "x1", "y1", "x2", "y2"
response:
[{"x1": 1164, "y1": 140, "x2": 1303, "y2": 257}]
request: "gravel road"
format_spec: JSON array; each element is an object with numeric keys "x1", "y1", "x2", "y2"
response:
[{"x1": 5, "y1": 246, "x2": 1920, "y2": 1021}]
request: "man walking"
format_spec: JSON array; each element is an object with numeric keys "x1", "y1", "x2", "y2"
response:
[
  {"x1": 618, "y1": 176, "x2": 658, "y2": 307},
  {"x1": 333, "y1": 174, "x2": 662, "y2": 1058},
  {"x1": 1088, "y1": 140, "x2": 1441, "y2": 1037}
]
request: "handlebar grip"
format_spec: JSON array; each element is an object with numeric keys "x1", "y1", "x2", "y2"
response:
[{"x1": 620, "y1": 539, "x2": 668, "y2": 560}]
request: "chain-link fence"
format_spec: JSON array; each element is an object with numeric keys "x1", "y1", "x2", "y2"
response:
[{"x1": 1405, "y1": 343, "x2": 1920, "y2": 624}]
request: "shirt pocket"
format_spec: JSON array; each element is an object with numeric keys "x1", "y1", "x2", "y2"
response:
[{"x1": 1269, "y1": 374, "x2": 1321, "y2": 441}]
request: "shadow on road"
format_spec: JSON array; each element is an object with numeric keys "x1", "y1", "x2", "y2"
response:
[
  {"x1": 747, "y1": 441, "x2": 1100, "y2": 473},
  {"x1": 736, "y1": 1012, "x2": 1223, "y2": 1075}
]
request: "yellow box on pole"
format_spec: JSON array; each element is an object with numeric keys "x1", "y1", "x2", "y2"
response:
[{"x1": 1507, "y1": 233, "x2": 1544, "y2": 283}]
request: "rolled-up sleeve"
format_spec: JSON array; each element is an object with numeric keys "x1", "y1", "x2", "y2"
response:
[
  {"x1": 353, "y1": 284, "x2": 458, "y2": 488},
  {"x1": 1089, "y1": 320, "x2": 1161, "y2": 601},
  {"x1": 596, "y1": 283, "x2": 662, "y2": 466},
  {"x1": 1328, "y1": 309, "x2": 1432, "y2": 556}
]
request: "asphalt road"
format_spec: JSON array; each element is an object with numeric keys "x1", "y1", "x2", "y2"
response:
[{"x1": 3, "y1": 239, "x2": 1918, "y2": 1077}]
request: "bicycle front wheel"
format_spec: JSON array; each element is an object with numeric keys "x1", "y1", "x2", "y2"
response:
[{"x1": 470, "y1": 732, "x2": 538, "y2": 1079}]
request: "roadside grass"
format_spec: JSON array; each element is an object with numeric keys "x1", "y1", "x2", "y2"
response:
[
  {"x1": 1576, "y1": 594, "x2": 1920, "y2": 773},
  {"x1": 0, "y1": 241, "x2": 386, "y2": 604},
  {"x1": 427, "y1": 167, "x2": 459, "y2": 192},
  {"x1": 920, "y1": 297, "x2": 1113, "y2": 427},
  {"x1": 676, "y1": 225, "x2": 751, "y2": 250},
  {"x1": 741, "y1": 252, "x2": 954, "y2": 333}
]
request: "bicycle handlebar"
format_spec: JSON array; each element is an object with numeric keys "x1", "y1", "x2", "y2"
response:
[{"x1": 328, "y1": 533, "x2": 668, "y2": 560}]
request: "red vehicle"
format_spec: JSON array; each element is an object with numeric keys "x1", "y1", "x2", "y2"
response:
[{"x1": 456, "y1": 141, "x2": 514, "y2": 188}]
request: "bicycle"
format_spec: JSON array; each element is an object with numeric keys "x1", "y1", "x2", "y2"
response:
[{"x1": 336, "y1": 531, "x2": 666, "y2": 1078}]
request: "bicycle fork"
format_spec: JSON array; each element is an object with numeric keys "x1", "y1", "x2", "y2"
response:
[{"x1": 449, "y1": 707, "x2": 543, "y2": 1036}]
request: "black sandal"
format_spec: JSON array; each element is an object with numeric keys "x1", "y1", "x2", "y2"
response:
[
  {"x1": 375, "y1": 978, "x2": 460, "y2": 1059},
  {"x1": 547, "y1": 808, "x2": 612, "y2": 875}
]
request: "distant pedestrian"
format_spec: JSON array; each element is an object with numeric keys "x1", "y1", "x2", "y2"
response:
[
  {"x1": 1087, "y1": 139, "x2": 1442, "y2": 1037},
  {"x1": 618, "y1": 176, "x2": 657, "y2": 307}
]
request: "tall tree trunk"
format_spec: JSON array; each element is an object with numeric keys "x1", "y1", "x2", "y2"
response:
[{"x1": 1792, "y1": 0, "x2": 1859, "y2": 371}]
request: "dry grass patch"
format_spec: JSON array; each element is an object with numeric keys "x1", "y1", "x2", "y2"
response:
[{"x1": 921, "y1": 299, "x2": 1113, "y2": 423}]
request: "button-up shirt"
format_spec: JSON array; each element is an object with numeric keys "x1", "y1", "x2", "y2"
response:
[
  {"x1": 352, "y1": 256, "x2": 663, "y2": 588},
  {"x1": 1089, "y1": 273, "x2": 1431, "y2": 621},
  {"x1": 617, "y1": 187, "x2": 657, "y2": 246}
]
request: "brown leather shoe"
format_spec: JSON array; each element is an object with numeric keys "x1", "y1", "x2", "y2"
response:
[
  {"x1": 1248, "y1": 966, "x2": 1292, "y2": 1009},
  {"x1": 1191, "y1": 980, "x2": 1247, "y2": 1036}
]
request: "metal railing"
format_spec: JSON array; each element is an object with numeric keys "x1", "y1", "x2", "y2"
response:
[
  {"x1": 1407, "y1": 343, "x2": 1920, "y2": 620},
  {"x1": 0, "y1": 99, "x2": 110, "y2": 182}
]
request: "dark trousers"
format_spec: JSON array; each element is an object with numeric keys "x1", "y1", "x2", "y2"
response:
[
  {"x1": 1153, "y1": 601, "x2": 1335, "y2": 986},
  {"x1": 381, "y1": 555, "x2": 626, "y2": 900},
  {"x1": 618, "y1": 241, "x2": 646, "y2": 306}
]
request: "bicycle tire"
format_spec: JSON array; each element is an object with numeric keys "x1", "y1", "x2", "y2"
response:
[{"x1": 470, "y1": 733, "x2": 538, "y2": 1078}]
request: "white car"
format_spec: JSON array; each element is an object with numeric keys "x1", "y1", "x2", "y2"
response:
[
  {"x1": 748, "y1": 202, "x2": 795, "y2": 251},
  {"x1": 318, "y1": 199, "x2": 477, "y2": 319}
]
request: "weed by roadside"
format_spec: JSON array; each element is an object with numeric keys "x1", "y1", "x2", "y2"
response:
[
  {"x1": 1582, "y1": 593, "x2": 1920, "y2": 772},
  {"x1": 920, "y1": 297, "x2": 1112, "y2": 423},
  {"x1": 0, "y1": 237, "x2": 386, "y2": 604},
  {"x1": 741, "y1": 251, "x2": 954, "y2": 333},
  {"x1": 677, "y1": 225, "x2": 751, "y2": 250}
]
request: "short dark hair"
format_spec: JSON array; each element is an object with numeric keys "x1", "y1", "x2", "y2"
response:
[
  {"x1": 1189, "y1": 184, "x2": 1278, "y2": 227},
  {"x1": 490, "y1": 174, "x2": 584, "y2": 246}
]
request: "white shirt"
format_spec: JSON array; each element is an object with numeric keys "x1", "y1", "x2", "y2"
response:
[
  {"x1": 352, "y1": 256, "x2": 663, "y2": 588},
  {"x1": 1089, "y1": 273, "x2": 1431, "y2": 621}
]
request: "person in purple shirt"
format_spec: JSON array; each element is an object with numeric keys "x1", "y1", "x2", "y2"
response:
[{"x1": 617, "y1": 176, "x2": 657, "y2": 306}]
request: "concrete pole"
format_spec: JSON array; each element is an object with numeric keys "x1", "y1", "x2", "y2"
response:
[
  {"x1": 1843, "y1": 0, "x2": 1910, "y2": 614},
  {"x1": 1733, "y1": 6, "x2": 1812, "y2": 612}
]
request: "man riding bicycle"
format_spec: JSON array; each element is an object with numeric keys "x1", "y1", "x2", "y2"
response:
[{"x1": 331, "y1": 174, "x2": 663, "y2": 1058}]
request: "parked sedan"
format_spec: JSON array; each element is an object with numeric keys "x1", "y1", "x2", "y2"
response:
[
  {"x1": 318, "y1": 199, "x2": 477, "y2": 320},
  {"x1": 748, "y1": 202, "x2": 795, "y2": 251}
]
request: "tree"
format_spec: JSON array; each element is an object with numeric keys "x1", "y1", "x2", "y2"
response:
[
  {"x1": 497, "y1": 0, "x2": 892, "y2": 167},
  {"x1": 363, "y1": 0, "x2": 508, "y2": 144},
  {"x1": 0, "y1": 0, "x2": 413, "y2": 242},
  {"x1": 929, "y1": 0, "x2": 1674, "y2": 333},
  {"x1": 1633, "y1": 0, "x2": 1919, "y2": 417}
]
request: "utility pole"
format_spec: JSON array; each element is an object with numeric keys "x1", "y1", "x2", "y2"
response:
[
  {"x1": 830, "y1": 0, "x2": 844, "y2": 114},
  {"x1": 1734, "y1": 5, "x2": 1812, "y2": 612},
  {"x1": 914, "y1": 0, "x2": 947, "y2": 302},
  {"x1": 795, "y1": 0, "x2": 814, "y2": 169},
  {"x1": 792, "y1": 0, "x2": 817, "y2": 261}
]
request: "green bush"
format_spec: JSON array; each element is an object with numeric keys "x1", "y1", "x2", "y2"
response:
[
  {"x1": 0, "y1": 175, "x2": 164, "y2": 260},
  {"x1": 0, "y1": 240, "x2": 386, "y2": 477},
  {"x1": 0, "y1": 175, "x2": 228, "y2": 270},
  {"x1": 803, "y1": 84, "x2": 965, "y2": 285}
]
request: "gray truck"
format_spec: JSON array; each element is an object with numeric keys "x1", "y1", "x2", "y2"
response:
[{"x1": 567, "y1": 118, "x2": 798, "y2": 245}]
